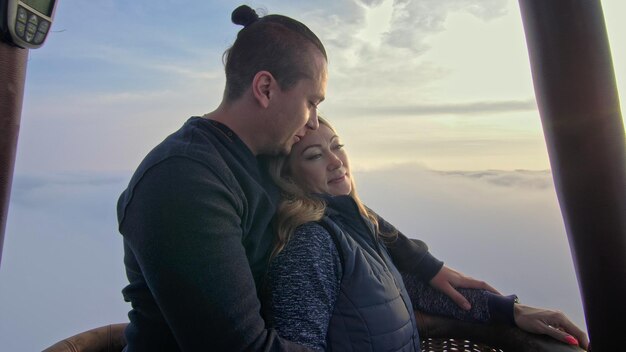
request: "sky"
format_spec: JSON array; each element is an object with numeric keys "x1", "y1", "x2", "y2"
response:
[{"x1": 0, "y1": 0, "x2": 624, "y2": 350}]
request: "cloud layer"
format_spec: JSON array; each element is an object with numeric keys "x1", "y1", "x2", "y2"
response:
[
  {"x1": 0, "y1": 173, "x2": 131, "y2": 351},
  {"x1": 0, "y1": 167, "x2": 585, "y2": 350}
]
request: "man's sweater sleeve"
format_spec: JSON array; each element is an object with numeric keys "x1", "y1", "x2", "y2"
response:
[
  {"x1": 375, "y1": 211, "x2": 444, "y2": 282},
  {"x1": 401, "y1": 272, "x2": 517, "y2": 325},
  {"x1": 119, "y1": 157, "x2": 310, "y2": 351},
  {"x1": 264, "y1": 223, "x2": 342, "y2": 352}
]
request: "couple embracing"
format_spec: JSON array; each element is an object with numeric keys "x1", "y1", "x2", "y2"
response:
[{"x1": 117, "y1": 5, "x2": 587, "y2": 351}]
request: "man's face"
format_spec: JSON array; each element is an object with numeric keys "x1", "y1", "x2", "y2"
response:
[{"x1": 268, "y1": 52, "x2": 327, "y2": 155}]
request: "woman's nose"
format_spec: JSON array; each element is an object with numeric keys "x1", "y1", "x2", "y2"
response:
[{"x1": 328, "y1": 153, "x2": 343, "y2": 170}]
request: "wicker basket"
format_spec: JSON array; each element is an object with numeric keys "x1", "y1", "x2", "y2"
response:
[
  {"x1": 43, "y1": 320, "x2": 586, "y2": 352},
  {"x1": 422, "y1": 337, "x2": 503, "y2": 352}
]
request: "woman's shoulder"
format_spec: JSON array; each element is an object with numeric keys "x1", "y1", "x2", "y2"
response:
[
  {"x1": 284, "y1": 222, "x2": 335, "y2": 255},
  {"x1": 295, "y1": 221, "x2": 330, "y2": 236},
  {"x1": 270, "y1": 221, "x2": 342, "y2": 281}
]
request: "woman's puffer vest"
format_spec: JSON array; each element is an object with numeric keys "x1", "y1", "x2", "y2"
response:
[{"x1": 321, "y1": 195, "x2": 420, "y2": 352}]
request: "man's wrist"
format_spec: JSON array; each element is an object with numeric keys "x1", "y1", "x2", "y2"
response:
[{"x1": 487, "y1": 292, "x2": 519, "y2": 326}]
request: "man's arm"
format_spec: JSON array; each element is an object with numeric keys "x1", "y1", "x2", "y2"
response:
[
  {"x1": 120, "y1": 157, "x2": 310, "y2": 351},
  {"x1": 376, "y1": 212, "x2": 443, "y2": 281},
  {"x1": 377, "y1": 211, "x2": 501, "y2": 310}
]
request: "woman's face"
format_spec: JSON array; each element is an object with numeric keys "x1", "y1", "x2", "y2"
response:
[{"x1": 287, "y1": 124, "x2": 352, "y2": 196}]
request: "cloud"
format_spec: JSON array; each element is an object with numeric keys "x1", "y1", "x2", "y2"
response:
[
  {"x1": 334, "y1": 99, "x2": 536, "y2": 117},
  {"x1": 148, "y1": 63, "x2": 223, "y2": 80},
  {"x1": 435, "y1": 169, "x2": 553, "y2": 189},
  {"x1": 29, "y1": 40, "x2": 222, "y2": 98},
  {"x1": 303, "y1": 0, "x2": 518, "y2": 110},
  {"x1": 10, "y1": 172, "x2": 128, "y2": 204},
  {"x1": 354, "y1": 164, "x2": 555, "y2": 193},
  {"x1": 384, "y1": 0, "x2": 509, "y2": 52},
  {"x1": 9, "y1": 173, "x2": 130, "y2": 225},
  {"x1": 1, "y1": 173, "x2": 130, "y2": 351},
  {"x1": 298, "y1": 1, "x2": 366, "y2": 50},
  {"x1": 323, "y1": 108, "x2": 549, "y2": 172},
  {"x1": 357, "y1": 0, "x2": 387, "y2": 7},
  {"x1": 62, "y1": 43, "x2": 222, "y2": 82}
]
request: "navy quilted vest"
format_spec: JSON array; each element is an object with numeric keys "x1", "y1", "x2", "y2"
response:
[{"x1": 321, "y1": 195, "x2": 420, "y2": 352}]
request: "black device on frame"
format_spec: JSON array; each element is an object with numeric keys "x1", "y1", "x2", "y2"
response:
[{"x1": 1, "y1": 0, "x2": 57, "y2": 49}]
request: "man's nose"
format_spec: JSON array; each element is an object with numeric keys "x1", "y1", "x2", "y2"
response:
[{"x1": 306, "y1": 109, "x2": 319, "y2": 130}]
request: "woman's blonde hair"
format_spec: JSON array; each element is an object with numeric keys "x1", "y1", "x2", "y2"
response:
[{"x1": 267, "y1": 116, "x2": 394, "y2": 259}]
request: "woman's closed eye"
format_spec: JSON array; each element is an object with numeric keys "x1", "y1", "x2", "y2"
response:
[{"x1": 305, "y1": 153, "x2": 323, "y2": 161}]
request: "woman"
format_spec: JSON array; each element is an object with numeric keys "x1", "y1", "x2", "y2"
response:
[{"x1": 263, "y1": 117, "x2": 588, "y2": 351}]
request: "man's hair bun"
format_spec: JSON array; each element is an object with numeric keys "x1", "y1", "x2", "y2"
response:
[{"x1": 231, "y1": 5, "x2": 259, "y2": 27}]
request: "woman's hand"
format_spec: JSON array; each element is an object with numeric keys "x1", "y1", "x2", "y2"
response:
[
  {"x1": 429, "y1": 265, "x2": 501, "y2": 310},
  {"x1": 514, "y1": 303, "x2": 589, "y2": 350}
]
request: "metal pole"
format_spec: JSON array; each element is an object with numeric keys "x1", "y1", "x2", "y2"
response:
[
  {"x1": 519, "y1": 1, "x2": 626, "y2": 350},
  {"x1": 0, "y1": 41, "x2": 28, "y2": 267}
]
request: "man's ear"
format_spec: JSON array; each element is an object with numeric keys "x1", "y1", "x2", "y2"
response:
[{"x1": 251, "y1": 71, "x2": 275, "y2": 109}]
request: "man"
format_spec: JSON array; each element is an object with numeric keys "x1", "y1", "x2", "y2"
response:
[
  {"x1": 118, "y1": 6, "x2": 327, "y2": 351},
  {"x1": 118, "y1": 5, "x2": 497, "y2": 351}
]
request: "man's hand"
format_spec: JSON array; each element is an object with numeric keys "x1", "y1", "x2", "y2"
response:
[
  {"x1": 514, "y1": 304, "x2": 589, "y2": 350},
  {"x1": 429, "y1": 265, "x2": 500, "y2": 310}
]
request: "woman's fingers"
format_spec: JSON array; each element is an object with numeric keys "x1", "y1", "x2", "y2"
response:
[
  {"x1": 546, "y1": 313, "x2": 590, "y2": 350},
  {"x1": 514, "y1": 304, "x2": 589, "y2": 350},
  {"x1": 541, "y1": 323, "x2": 579, "y2": 346}
]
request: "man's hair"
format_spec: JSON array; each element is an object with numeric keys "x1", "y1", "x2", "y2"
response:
[{"x1": 223, "y1": 5, "x2": 327, "y2": 102}]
